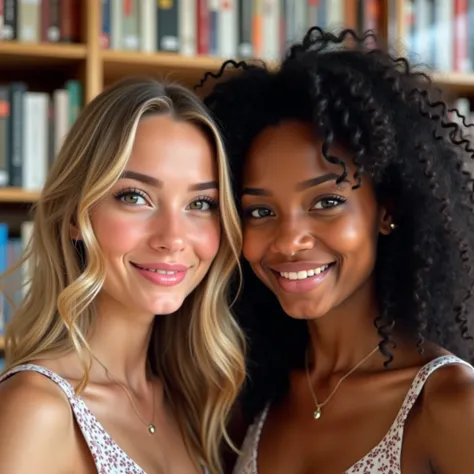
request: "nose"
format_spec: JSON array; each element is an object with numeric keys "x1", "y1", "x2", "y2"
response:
[
  {"x1": 270, "y1": 219, "x2": 315, "y2": 257},
  {"x1": 148, "y1": 210, "x2": 186, "y2": 253}
]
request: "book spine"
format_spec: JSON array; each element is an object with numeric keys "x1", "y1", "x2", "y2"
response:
[
  {"x1": 9, "y1": 82, "x2": 27, "y2": 188},
  {"x1": 158, "y1": 0, "x2": 180, "y2": 52},
  {"x1": 0, "y1": 86, "x2": 9, "y2": 187}
]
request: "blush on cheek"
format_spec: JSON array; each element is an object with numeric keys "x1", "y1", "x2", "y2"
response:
[
  {"x1": 93, "y1": 214, "x2": 146, "y2": 254},
  {"x1": 192, "y1": 222, "x2": 221, "y2": 261}
]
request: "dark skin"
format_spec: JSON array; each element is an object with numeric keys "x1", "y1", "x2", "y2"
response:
[{"x1": 236, "y1": 120, "x2": 474, "y2": 474}]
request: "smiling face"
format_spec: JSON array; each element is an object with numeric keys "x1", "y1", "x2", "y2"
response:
[
  {"x1": 241, "y1": 120, "x2": 392, "y2": 320},
  {"x1": 89, "y1": 114, "x2": 220, "y2": 318}
]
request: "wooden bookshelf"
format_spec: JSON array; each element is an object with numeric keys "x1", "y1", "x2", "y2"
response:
[
  {"x1": 0, "y1": 41, "x2": 86, "y2": 61},
  {"x1": 431, "y1": 72, "x2": 474, "y2": 96},
  {"x1": 0, "y1": 336, "x2": 4, "y2": 351},
  {"x1": 102, "y1": 49, "x2": 224, "y2": 88},
  {"x1": 0, "y1": 188, "x2": 40, "y2": 203}
]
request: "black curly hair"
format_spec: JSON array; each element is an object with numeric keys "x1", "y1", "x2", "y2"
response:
[{"x1": 198, "y1": 28, "x2": 474, "y2": 422}]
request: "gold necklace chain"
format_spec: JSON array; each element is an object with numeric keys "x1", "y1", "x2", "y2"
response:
[
  {"x1": 305, "y1": 345, "x2": 379, "y2": 420},
  {"x1": 93, "y1": 355, "x2": 157, "y2": 435}
]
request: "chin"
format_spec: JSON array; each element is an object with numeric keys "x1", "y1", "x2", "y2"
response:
[
  {"x1": 279, "y1": 298, "x2": 330, "y2": 321},
  {"x1": 148, "y1": 296, "x2": 186, "y2": 316}
]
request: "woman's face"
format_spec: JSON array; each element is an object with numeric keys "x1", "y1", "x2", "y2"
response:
[
  {"x1": 90, "y1": 114, "x2": 221, "y2": 319},
  {"x1": 240, "y1": 120, "x2": 393, "y2": 320}
]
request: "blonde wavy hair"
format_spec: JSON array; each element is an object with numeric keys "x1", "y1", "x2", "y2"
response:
[{"x1": 2, "y1": 77, "x2": 246, "y2": 474}]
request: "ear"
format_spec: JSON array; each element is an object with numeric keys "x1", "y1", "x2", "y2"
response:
[
  {"x1": 378, "y1": 204, "x2": 395, "y2": 236},
  {"x1": 70, "y1": 223, "x2": 81, "y2": 241}
]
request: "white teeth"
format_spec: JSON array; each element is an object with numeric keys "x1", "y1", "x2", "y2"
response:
[
  {"x1": 139, "y1": 266, "x2": 177, "y2": 275},
  {"x1": 150, "y1": 269, "x2": 176, "y2": 274},
  {"x1": 279, "y1": 265, "x2": 330, "y2": 280}
]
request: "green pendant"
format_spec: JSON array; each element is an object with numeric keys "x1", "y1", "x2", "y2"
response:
[
  {"x1": 148, "y1": 424, "x2": 156, "y2": 434},
  {"x1": 313, "y1": 407, "x2": 322, "y2": 420}
]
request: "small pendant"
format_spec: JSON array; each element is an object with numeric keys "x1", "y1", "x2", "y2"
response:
[
  {"x1": 313, "y1": 407, "x2": 322, "y2": 420},
  {"x1": 148, "y1": 424, "x2": 156, "y2": 434}
]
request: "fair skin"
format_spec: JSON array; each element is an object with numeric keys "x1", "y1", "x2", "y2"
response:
[
  {"x1": 0, "y1": 114, "x2": 220, "y2": 474},
  {"x1": 237, "y1": 120, "x2": 474, "y2": 474}
]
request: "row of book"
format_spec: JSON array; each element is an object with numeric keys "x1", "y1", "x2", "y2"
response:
[
  {"x1": 0, "y1": 80, "x2": 82, "y2": 190},
  {"x1": 392, "y1": 0, "x2": 474, "y2": 73},
  {"x1": 102, "y1": 0, "x2": 379, "y2": 60},
  {"x1": 0, "y1": 221, "x2": 32, "y2": 337},
  {"x1": 0, "y1": 0, "x2": 80, "y2": 43}
]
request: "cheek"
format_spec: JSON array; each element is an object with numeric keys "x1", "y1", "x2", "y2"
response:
[
  {"x1": 190, "y1": 218, "x2": 221, "y2": 262},
  {"x1": 242, "y1": 226, "x2": 264, "y2": 264},
  {"x1": 330, "y1": 210, "x2": 379, "y2": 261},
  {"x1": 91, "y1": 211, "x2": 145, "y2": 256}
]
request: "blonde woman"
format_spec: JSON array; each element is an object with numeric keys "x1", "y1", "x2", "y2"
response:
[{"x1": 0, "y1": 77, "x2": 245, "y2": 474}]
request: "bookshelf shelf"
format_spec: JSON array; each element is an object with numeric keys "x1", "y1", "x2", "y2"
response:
[
  {"x1": 0, "y1": 41, "x2": 87, "y2": 69},
  {"x1": 102, "y1": 50, "x2": 225, "y2": 87},
  {"x1": 431, "y1": 72, "x2": 474, "y2": 95},
  {"x1": 0, "y1": 188, "x2": 40, "y2": 203}
]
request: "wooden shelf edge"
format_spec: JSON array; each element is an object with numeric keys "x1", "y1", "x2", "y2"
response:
[
  {"x1": 102, "y1": 49, "x2": 226, "y2": 70},
  {"x1": 431, "y1": 72, "x2": 474, "y2": 88},
  {"x1": 0, "y1": 41, "x2": 87, "y2": 59},
  {"x1": 0, "y1": 188, "x2": 40, "y2": 203}
]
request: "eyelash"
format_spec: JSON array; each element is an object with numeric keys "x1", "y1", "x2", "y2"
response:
[
  {"x1": 113, "y1": 188, "x2": 149, "y2": 206},
  {"x1": 311, "y1": 195, "x2": 347, "y2": 210},
  {"x1": 113, "y1": 189, "x2": 218, "y2": 211},
  {"x1": 245, "y1": 195, "x2": 346, "y2": 220},
  {"x1": 188, "y1": 195, "x2": 219, "y2": 212}
]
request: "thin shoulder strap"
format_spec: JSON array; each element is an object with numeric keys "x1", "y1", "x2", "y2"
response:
[
  {"x1": 391, "y1": 355, "x2": 474, "y2": 437},
  {"x1": 0, "y1": 363, "x2": 77, "y2": 400},
  {"x1": 0, "y1": 363, "x2": 147, "y2": 473}
]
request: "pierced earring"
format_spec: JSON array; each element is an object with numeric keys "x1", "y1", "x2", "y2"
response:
[{"x1": 390, "y1": 223, "x2": 397, "y2": 230}]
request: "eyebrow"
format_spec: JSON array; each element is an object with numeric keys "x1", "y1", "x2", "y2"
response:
[
  {"x1": 119, "y1": 171, "x2": 218, "y2": 192},
  {"x1": 242, "y1": 173, "x2": 345, "y2": 197}
]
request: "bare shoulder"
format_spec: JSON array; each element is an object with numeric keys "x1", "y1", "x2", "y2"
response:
[
  {"x1": 419, "y1": 358, "x2": 474, "y2": 473},
  {"x1": 0, "y1": 370, "x2": 76, "y2": 473}
]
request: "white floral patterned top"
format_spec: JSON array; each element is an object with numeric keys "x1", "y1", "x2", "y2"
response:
[
  {"x1": 233, "y1": 355, "x2": 474, "y2": 474},
  {"x1": 0, "y1": 364, "x2": 210, "y2": 474}
]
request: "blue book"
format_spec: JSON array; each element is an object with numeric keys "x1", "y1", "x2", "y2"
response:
[{"x1": 0, "y1": 223, "x2": 8, "y2": 335}]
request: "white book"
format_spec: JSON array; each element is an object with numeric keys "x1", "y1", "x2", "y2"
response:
[
  {"x1": 414, "y1": 0, "x2": 431, "y2": 65},
  {"x1": 22, "y1": 92, "x2": 48, "y2": 191},
  {"x1": 218, "y1": 0, "x2": 237, "y2": 58},
  {"x1": 262, "y1": 0, "x2": 280, "y2": 61},
  {"x1": 110, "y1": 0, "x2": 123, "y2": 50},
  {"x1": 180, "y1": 0, "x2": 197, "y2": 56},
  {"x1": 140, "y1": 0, "x2": 156, "y2": 53},
  {"x1": 18, "y1": 0, "x2": 40, "y2": 43},
  {"x1": 434, "y1": 0, "x2": 453, "y2": 71},
  {"x1": 326, "y1": 0, "x2": 344, "y2": 31},
  {"x1": 53, "y1": 89, "x2": 69, "y2": 159},
  {"x1": 294, "y1": 0, "x2": 307, "y2": 42}
]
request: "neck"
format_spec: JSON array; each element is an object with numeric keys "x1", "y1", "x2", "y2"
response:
[
  {"x1": 307, "y1": 278, "x2": 384, "y2": 374},
  {"x1": 87, "y1": 293, "x2": 156, "y2": 391}
]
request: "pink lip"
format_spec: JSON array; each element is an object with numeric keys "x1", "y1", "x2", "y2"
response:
[
  {"x1": 272, "y1": 264, "x2": 333, "y2": 294},
  {"x1": 132, "y1": 262, "x2": 189, "y2": 271},
  {"x1": 132, "y1": 262, "x2": 189, "y2": 287},
  {"x1": 269, "y1": 261, "x2": 334, "y2": 273}
]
